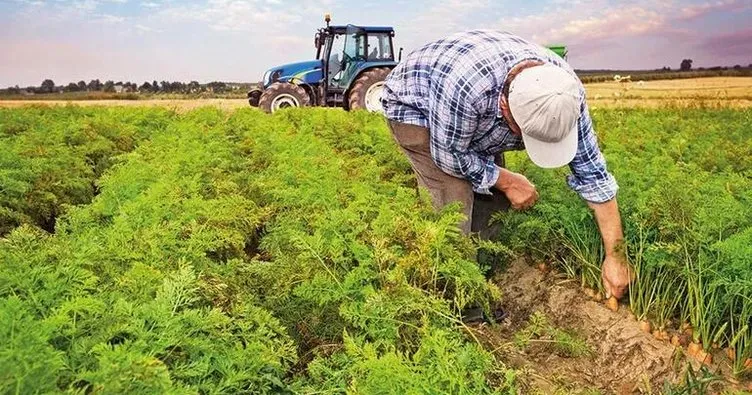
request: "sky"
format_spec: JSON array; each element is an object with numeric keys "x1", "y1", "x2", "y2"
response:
[{"x1": 1, "y1": 0, "x2": 751, "y2": 87}]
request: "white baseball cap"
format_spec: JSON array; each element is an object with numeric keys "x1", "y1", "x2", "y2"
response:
[{"x1": 508, "y1": 64, "x2": 581, "y2": 168}]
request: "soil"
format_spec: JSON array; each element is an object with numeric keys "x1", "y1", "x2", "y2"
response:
[{"x1": 474, "y1": 260, "x2": 748, "y2": 394}]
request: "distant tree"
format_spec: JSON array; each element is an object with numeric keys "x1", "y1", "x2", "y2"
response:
[
  {"x1": 77, "y1": 80, "x2": 87, "y2": 91},
  {"x1": 206, "y1": 81, "x2": 227, "y2": 93},
  {"x1": 40, "y1": 79, "x2": 56, "y2": 93},
  {"x1": 733, "y1": 64, "x2": 742, "y2": 70},
  {"x1": 749, "y1": 63, "x2": 752, "y2": 68},
  {"x1": 187, "y1": 81, "x2": 200, "y2": 93},
  {"x1": 139, "y1": 81, "x2": 153, "y2": 92},
  {"x1": 160, "y1": 81, "x2": 171, "y2": 92},
  {"x1": 169, "y1": 81, "x2": 185, "y2": 92},
  {"x1": 88, "y1": 79, "x2": 102, "y2": 91},
  {"x1": 6, "y1": 85, "x2": 21, "y2": 95},
  {"x1": 103, "y1": 80, "x2": 115, "y2": 92},
  {"x1": 680, "y1": 59, "x2": 693, "y2": 71},
  {"x1": 152, "y1": 80, "x2": 160, "y2": 92},
  {"x1": 64, "y1": 82, "x2": 80, "y2": 92}
]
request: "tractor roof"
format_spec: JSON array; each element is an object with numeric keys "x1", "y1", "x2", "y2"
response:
[{"x1": 329, "y1": 25, "x2": 394, "y2": 33}]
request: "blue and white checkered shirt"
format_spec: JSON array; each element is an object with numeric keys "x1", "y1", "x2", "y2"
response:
[{"x1": 382, "y1": 30, "x2": 618, "y2": 203}]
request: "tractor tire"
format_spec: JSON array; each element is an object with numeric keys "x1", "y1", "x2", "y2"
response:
[
  {"x1": 258, "y1": 82, "x2": 310, "y2": 114},
  {"x1": 348, "y1": 67, "x2": 391, "y2": 113},
  {"x1": 247, "y1": 88, "x2": 262, "y2": 107}
]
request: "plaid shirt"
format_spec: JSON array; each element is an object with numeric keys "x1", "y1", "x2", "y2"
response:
[{"x1": 382, "y1": 30, "x2": 618, "y2": 203}]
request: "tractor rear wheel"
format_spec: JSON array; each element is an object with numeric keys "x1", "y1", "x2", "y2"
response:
[
  {"x1": 348, "y1": 67, "x2": 391, "y2": 113},
  {"x1": 259, "y1": 82, "x2": 310, "y2": 113}
]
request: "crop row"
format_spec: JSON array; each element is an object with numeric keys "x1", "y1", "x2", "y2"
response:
[
  {"x1": 500, "y1": 108, "x2": 752, "y2": 375},
  {"x1": 0, "y1": 108, "x2": 514, "y2": 393},
  {"x1": 0, "y1": 106, "x2": 176, "y2": 235}
]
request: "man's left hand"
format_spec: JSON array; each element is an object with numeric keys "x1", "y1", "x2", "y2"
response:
[{"x1": 602, "y1": 254, "x2": 631, "y2": 299}]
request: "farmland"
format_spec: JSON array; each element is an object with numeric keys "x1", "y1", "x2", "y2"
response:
[
  {"x1": 1, "y1": 92, "x2": 751, "y2": 392},
  {"x1": 2, "y1": 77, "x2": 751, "y2": 111}
]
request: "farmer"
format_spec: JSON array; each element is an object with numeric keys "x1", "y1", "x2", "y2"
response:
[{"x1": 381, "y1": 30, "x2": 631, "y2": 300}]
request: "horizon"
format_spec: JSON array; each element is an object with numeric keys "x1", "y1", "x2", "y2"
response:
[{"x1": 1, "y1": 0, "x2": 751, "y2": 87}]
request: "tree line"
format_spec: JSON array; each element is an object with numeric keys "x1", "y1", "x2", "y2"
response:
[{"x1": 2, "y1": 79, "x2": 252, "y2": 96}]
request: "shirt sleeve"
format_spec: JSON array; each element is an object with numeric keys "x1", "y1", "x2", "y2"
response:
[
  {"x1": 427, "y1": 75, "x2": 499, "y2": 195},
  {"x1": 567, "y1": 100, "x2": 618, "y2": 203}
]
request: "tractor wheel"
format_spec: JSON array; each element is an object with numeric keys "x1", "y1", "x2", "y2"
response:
[
  {"x1": 247, "y1": 88, "x2": 262, "y2": 107},
  {"x1": 348, "y1": 67, "x2": 391, "y2": 113},
  {"x1": 258, "y1": 82, "x2": 310, "y2": 113}
]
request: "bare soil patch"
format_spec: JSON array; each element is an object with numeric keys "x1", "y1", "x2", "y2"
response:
[{"x1": 474, "y1": 260, "x2": 747, "y2": 394}]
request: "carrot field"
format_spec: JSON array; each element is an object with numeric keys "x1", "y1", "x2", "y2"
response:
[{"x1": 0, "y1": 105, "x2": 750, "y2": 393}]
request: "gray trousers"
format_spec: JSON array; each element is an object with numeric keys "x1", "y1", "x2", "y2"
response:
[{"x1": 387, "y1": 120, "x2": 509, "y2": 239}]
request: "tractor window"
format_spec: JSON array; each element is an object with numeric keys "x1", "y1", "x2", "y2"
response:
[
  {"x1": 367, "y1": 33, "x2": 393, "y2": 61},
  {"x1": 343, "y1": 26, "x2": 366, "y2": 62},
  {"x1": 327, "y1": 34, "x2": 346, "y2": 83}
]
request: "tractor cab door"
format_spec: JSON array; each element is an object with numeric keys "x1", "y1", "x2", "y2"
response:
[
  {"x1": 326, "y1": 32, "x2": 346, "y2": 87},
  {"x1": 328, "y1": 25, "x2": 366, "y2": 90}
]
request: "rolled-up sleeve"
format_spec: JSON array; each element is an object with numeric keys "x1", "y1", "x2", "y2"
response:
[
  {"x1": 427, "y1": 77, "x2": 499, "y2": 194},
  {"x1": 567, "y1": 101, "x2": 618, "y2": 203}
]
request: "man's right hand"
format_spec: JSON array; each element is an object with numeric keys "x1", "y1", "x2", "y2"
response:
[{"x1": 495, "y1": 168, "x2": 539, "y2": 210}]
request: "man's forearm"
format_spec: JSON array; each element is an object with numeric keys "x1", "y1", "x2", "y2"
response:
[{"x1": 587, "y1": 198, "x2": 624, "y2": 257}]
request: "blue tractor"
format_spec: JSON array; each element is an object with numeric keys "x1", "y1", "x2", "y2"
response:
[{"x1": 248, "y1": 14, "x2": 399, "y2": 113}]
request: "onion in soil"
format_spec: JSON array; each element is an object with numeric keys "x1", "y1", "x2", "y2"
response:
[
  {"x1": 725, "y1": 347, "x2": 735, "y2": 360},
  {"x1": 671, "y1": 335, "x2": 681, "y2": 347},
  {"x1": 593, "y1": 292, "x2": 604, "y2": 302},
  {"x1": 606, "y1": 296, "x2": 619, "y2": 312},
  {"x1": 583, "y1": 287, "x2": 596, "y2": 299},
  {"x1": 639, "y1": 320, "x2": 652, "y2": 333}
]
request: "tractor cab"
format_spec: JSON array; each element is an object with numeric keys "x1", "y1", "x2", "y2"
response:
[
  {"x1": 315, "y1": 23, "x2": 396, "y2": 108},
  {"x1": 250, "y1": 15, "x2": 399, "y2": 113}
]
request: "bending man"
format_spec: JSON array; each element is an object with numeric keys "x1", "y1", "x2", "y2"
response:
[{"x1": 381, "y1": 30, "x2": 631, "y2": 299}]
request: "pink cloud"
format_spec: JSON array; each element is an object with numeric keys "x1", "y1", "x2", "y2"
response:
[
  {"x1": 680, "y1": 0, "x2": 749, "y2": 20},
  {"x1": 699, "y1": 28, "x2": 752, "y2": 58}
]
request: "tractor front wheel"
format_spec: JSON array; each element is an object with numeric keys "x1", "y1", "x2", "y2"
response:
[
  {"x1": 348, "y1": 67, "x2": 391, "y2": 113},
  {"x1": 247, "y1": 88, "x2": 262, "y2": 107},
  {"x1": 258, "y1": 82, "x2": 310, "y2": 113}
]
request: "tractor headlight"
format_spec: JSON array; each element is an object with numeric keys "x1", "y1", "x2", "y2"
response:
[{"x1": 262, "y1": 70, "x2": 271, "y2": 86}]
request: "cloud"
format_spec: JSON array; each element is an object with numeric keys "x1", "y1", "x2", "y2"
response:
[
  {"x1": 72, "y1": 0, "x2": 98, "y2": 11},
  {"x1": 501, "y1": 0, "x2": 677, "y2": 44},
  {"x1": 399, "y1": 0, "x2": 492, "y2": 48},
  {"x1": 97, "y1": 13, "x2": 125, "y2": 23},
  {"x1": 699, "y1": 28, "x2": 752, "y2": 58},
  {"x1": 158, "y1": 0, "x2": 302, "y2": 32},
  {"x1": 679, "y1": 0, "x2": 749, "y2": 20},
  {"x1": 135, "y1": 23, "x2": 161, "y2": 33}
]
